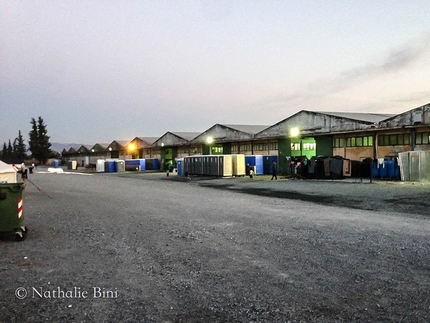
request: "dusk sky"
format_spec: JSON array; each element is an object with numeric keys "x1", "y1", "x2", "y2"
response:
[{"x1": 1, "y1": 1, "x2": 429, "y2": 145}]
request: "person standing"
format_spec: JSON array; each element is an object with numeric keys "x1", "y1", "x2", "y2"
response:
[
  {"x1": 271, "y1": 161, "x2": 277, "y2": 180},
  {"x1": 13, "y1": 163, "x2": 28, "y2": 187}
]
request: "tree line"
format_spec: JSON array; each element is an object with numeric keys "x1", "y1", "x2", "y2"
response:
[{"x1": 1, "y1": 117, "x2": 53, "y2": 165}]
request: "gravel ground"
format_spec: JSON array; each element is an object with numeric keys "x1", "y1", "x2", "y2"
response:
[{"x1": 1, "y1": 169, "x2": 429, "y2": 322}]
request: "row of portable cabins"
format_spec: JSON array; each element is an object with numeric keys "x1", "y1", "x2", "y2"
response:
[
  {"x1": 95, "y1": 159, "x2": 160, "y2": 172},
  {"x1": 177, "y1": 155, "x2": 278, "y2": 177},
  {"x1": 295, "y1": 156, "x2": 401, "y2": 180}
]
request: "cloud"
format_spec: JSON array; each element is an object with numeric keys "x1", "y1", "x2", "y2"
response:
[
  {"x1": 340, "y1": 32, "x2": 430, "y2": 82},
  {"x1": 252, "y1": 32, "x2": 430, "y2": 110},
  {"x1": 391, "y1": 91, "x2": 430, "y2": 104}
]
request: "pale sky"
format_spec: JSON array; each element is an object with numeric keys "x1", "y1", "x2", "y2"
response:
[{"x1": 1, "y1": 0, "x2": 429, "y2": 144}]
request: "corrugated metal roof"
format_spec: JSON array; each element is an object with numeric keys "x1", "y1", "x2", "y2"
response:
[
  {"x1": 169, "y1": 132, "x2": 201, "y2": 141},
  {"x1": 221, "y1": 124, "x2": 271, "y2": 134},
  {"x1": 113, "y1": 140, "x2": 130, "y2": 146},
  {"x1": 135, "y1": 137, "x2": 159, "y2": 145},
  {"x1": 316, "y1": 111, "x2": 395, "y2": 123},
  {"x1": 91, "y1": 143, "x2": 110, "y2": 149}
]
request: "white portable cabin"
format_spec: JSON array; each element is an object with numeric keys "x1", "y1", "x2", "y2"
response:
[
  {"x1": 96, "y1": 159, "x2": 105, "y2": 172},
  {"x1": 232, "y1": 154, "x2": 246, "y2": 176}
]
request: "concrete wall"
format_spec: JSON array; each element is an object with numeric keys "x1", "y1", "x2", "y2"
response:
[
  {"x1": 256, "y1": 111, "x2": 375, "y2": 139},
  {"x1": 379, "y1": 103, "x2": 430, "y2": 128}
]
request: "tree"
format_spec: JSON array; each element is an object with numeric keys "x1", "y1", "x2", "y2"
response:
[
  {"x1": 28, "y1": 117, "x2": 52, "y2": 164},
  {"x1": 1, "y1": 142, "x2": 6, "y2": 160},
  {"x1": 7, "y1": 140, "x2": 13, "y2": 160},
  {"x1": 14, "y1": 130, "x2": 27, "y2": 160}
]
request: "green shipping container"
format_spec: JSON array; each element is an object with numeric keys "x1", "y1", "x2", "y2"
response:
[{"x1": 0, "y1": 183, "x2": 27, "y2": 241}]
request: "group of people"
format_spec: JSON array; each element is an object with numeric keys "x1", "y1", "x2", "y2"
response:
[{"x1": 247, "y1": 161, "x2": 278, "y2": 180}]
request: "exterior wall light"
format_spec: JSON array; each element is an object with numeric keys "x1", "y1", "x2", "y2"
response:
[{"x1": 290, "y1": 127, "x2": 300, "y2": 137}]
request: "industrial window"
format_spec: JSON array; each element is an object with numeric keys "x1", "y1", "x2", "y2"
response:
[
  {"x1": 303, "y1": 143, "x2": 316, "y2": 150},
  {"x1": 212, "y1": 146, "x2": 223, "y2": 154},
  {"x1": 363, "y1": 136, "x2": 368, "y2": 146},
  {"x1": 379, "y1": 134, "x2": 410, "y2": 146},
  {"x1": 239, "y1": 144, "x2": 251, "y2": 151},
  {"x1": 333, "y1": 138, "x2": 340, "y2": 148},
  {"x1": 333, "y1": 138, "x2": 345, "y2": 148},
  {"x1": 404, "y1": 135, "x2": 410, "y2": 145},
  {"x1": 291, "y1": 143, "x2": 300, "y2": 151},
  {"x1": 340, "y1": 138, "x2": 345, "y2": 147},
  {"x1": 269, "y1": 142, "x2": 278, "y2": 150},
  {"x1": 254, "y1": 143, "x2": 268, "y2": 151},
  {"x1": 383, "y1": 136, "x2": 390, "y2": 146},
  {"x1": 416, "y1": 132, "x2": 430, "y2": 145},
  {"x1": 231, "y1": 144, "x2": 238, "y2": 152},
  {"x1": 346, "y1": 136, "x2": 373, "y2": 147}
]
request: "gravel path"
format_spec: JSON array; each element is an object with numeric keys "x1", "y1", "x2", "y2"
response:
[{"x1": 1, "y1": 170, "x2": 429, "y2": 322}]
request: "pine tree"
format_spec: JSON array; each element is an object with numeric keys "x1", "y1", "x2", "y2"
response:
[
  {"x1": 7, "y1": 140, "x2": 13, "y2": 160},
  {"x1": 1, "y1": 142, "x2": 6, "y2": 160},
  {"x1": 28, "y1": 117, "x2": 52, "y2": 164},
  {"x1": 37, "y1": 117, "x2": 51, "y2": 163},
  {"x1": 14, "y1": 130, "x2": 27, "y2": 160},
  {"x1": 28, "y1": 118, "x2": 39, "y2": 157}
]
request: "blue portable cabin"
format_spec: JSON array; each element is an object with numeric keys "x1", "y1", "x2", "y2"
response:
[
  {"x1": 263, "y1": 155, "x2": 278, "y2": 174},
  {"x1": 104, "y1": 160, "x2": 116, "y2": 172},
  {"x1": 245, "y1": 155, "x2": 264, "y2": 175},
  {"x1": 372, "y1": 160, "x2": 379, "y2": 178},
  {"x1": 153, "y1": 158, "x2": 160, "y2": 170},
  {"x1": 145, "y1": 158, "x2": 160, "y2": 170},
  {"x1": 176, "y1": 159, "x2": 183, "y2": 176},
  {"x1": 125, "y1": 159, "x2": 146, "y2": 171}
]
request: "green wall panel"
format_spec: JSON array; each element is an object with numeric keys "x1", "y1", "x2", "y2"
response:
[
  {"x1": 278, "y1": 138, "x2": 291, "y2": 174},
  {"x1": 315, "y1": 136, "x2": 333, "y2": 157}
]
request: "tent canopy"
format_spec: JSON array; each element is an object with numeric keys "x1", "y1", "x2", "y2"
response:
[{"x1": 0, "y1": 161, "x2": 18, "y2": 183}]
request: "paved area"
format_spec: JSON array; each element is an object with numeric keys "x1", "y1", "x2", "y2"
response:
[{"x1": 1, "y1": 169, "x2": 429, "y2": 322}]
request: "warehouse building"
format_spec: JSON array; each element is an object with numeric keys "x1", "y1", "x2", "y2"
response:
[
  {"x1": 190, "y1": 124, "x2": 270, "y2": 155},
  {"x1": 153, "y1": 132, "x2": 201, "y2": 170},
  {"x1": 254, "y1": 110, "x2": 393, "y2": 174},
  {"x1": 61, "y1": 103, "x2": 430, "y2": 178},
  {"x1": 127, "y1": 137, "x2": 159, "y2": 159}
]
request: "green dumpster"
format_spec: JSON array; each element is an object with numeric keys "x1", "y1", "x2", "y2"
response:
[{"x1": 0, "y1": 183, "x2": 27, "y2": 241}]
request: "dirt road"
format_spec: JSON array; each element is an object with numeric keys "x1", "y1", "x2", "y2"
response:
[{"x1": 1, "y1": 171, "x2": 429, "y2": 322}]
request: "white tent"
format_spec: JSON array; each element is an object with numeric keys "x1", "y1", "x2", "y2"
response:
[{"x1": 0, "y1": 161, "x2": 18, "y2": 183}]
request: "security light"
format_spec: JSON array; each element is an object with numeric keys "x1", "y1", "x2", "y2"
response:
[{"x1": 290, "y1": 127, "x2": 300, "y2": 137}]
